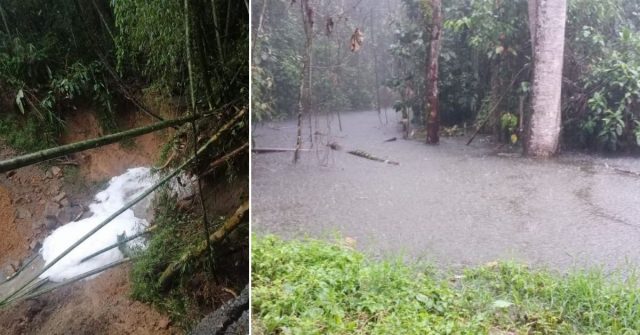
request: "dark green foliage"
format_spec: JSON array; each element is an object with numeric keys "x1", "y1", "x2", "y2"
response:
[
  {"x1": 0, "y1": 0, "x2": 118, "y2": 145},
  {"x1": 0, "y1": 114, "x2": 56, "y2": 152},
  {"x1": 253, "y1": 236, "x2": 640, "y2": 334}
]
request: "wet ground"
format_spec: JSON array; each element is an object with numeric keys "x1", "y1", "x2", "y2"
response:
[{"x1": 252, "y1": 111, "x2": 640, "y2": 272}]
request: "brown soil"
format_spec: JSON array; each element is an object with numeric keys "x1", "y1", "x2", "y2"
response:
[
  {"x1": 0, "y1": 144, "x2": 65, "y2": 268},
  {"x1": 0, "y1": 186, "x2": 21, "y2": 264},
  {"x1": 61, "y1": 107, "x2": 173, "y2": 182},
  {"x1": 0, "y1": 109, "x2": 179, "y2": 334},
  {"x1": 0, "y1": 265, "x2": 176, "y2": 335}
]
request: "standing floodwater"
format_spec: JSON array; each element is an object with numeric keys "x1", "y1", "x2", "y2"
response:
[{"x1": 253, "y1": 111, "x2": 640, "y2": 272}]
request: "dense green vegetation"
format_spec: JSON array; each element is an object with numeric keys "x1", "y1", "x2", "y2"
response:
[
  {"x1": 1, "y1": 0, "x2": 248, "y2": 151},
  {"x1": 0, "y1": 0, "x2": 115, "y2": 150},
  {"x1": 252, "y1": 0, "x2": 640, "y2": 152},
  {"x1": 253, "y1": 236, "x2": 640, "y2": 334}
]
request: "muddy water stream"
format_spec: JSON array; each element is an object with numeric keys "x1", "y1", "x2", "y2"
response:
[{"x1": 252, "y1": 111, "x2": 640, "y2": 272}]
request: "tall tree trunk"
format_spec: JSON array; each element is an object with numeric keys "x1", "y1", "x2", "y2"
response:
[
  {"x1": 526, "y1": 0, "x2": 566, "y2": 157},
  {"x1": 425, "y1": 0, "x2": 442, "y2": 144},
  {"x1": 251, "y1": 0, "x2": 268, "y2": 56},
  {"x1": 293, "y1": 0, "x2": 313, "y2": 163}
]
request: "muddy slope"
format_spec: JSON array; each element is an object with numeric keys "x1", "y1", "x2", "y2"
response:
[{"x1": 0, "y1": 109, "x2": 177, "y2": 334}]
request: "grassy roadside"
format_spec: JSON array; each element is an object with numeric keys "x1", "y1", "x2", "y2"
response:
[{"x1": 252, "y1": 235, "x2": 640, "y2": 334}]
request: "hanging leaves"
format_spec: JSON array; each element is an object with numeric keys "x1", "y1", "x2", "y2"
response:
[{"x1": 350, "y1": 27, "x2": 364, "y2": 52}]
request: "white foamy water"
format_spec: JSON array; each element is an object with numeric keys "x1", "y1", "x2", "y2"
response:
[{"x1": 40, "y1": 167, "x2": 156, "y2": 282}]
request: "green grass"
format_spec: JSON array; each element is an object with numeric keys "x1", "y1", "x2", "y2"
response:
[{"x1": 252, "y1": 235, "x2": 640, "y2": 335}]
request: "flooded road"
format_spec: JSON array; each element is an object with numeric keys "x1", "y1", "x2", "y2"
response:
[{"x1": 252, "y1": 111, "x2": 640, "y2": 272}]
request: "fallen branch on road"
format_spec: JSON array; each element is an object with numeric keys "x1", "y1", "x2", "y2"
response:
[{"x1": 347, "y1": 150, "x2": 399, "y2": 165}]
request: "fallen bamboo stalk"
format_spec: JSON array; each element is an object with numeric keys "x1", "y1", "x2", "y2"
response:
[
  {"x1": 347, "y1": 150, "x2": 400, "y2": 165},
  {"x1": 613, "y1": 167, "x2": 640, "y2": 177},
  {"x1": 0, "y1": 278, "x2": 48, "y2": 307},
  {"x1": 3, "y1": 253, "x2": 39, "y2": 283},
  {"x1": 79, "y1": 226, "x2": 156, "y2": 263},
  {"x1": 157, "y1": 200, "x2": 249, "y2": 289},
  {"x1": 202, "y1": 142, "x2": 248, "y2": 176},
  {"x1": 0, "y1": 109, "x2": 246, "y2": 306},
  {"x1": 10, "y1": 259, "x2": 132, "y2": 305},
  {"x1": 252, "y1": 147, "x2": 312, "y2": 153},
  {"x1": 0, "y1": 113, "x2": 212, "y2": 173}
]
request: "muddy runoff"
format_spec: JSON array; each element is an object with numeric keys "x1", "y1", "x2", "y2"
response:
[{"x1": 252, "y1": 110, "x2": 640, "y2": 272}]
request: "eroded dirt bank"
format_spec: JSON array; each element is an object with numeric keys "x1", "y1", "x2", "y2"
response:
[
  {"x1": 252, "y1": 111, "x2": 640, "y2": 272},
  {"x1": 0, "y1": 109, "x2": 177, "y2": 334}
]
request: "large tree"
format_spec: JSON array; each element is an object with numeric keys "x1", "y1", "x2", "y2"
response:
[{"x1": 526, "y1": 0, "x2": 567, "y2": 157}]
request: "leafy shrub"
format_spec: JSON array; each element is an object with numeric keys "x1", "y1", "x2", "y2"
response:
[{"x1": 253, "y1": 235, "x2": 640, "y2": 334}]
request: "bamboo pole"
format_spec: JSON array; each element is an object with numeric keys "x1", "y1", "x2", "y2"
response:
[
  {"x1": 157, "y1": 200, "x2": 248, "y2": 289},
  {"x1": 79, "y1": 226, "x2": 155, "y2": 263},
  {"x1": 0, "y1": 108, "x2": 245, "y2": 306},
  {"x1": 253, "y1": 147, "x2": 311, "y2": 153},
  {"x1": 185, "y1": 0, "x2": 216, "y2": 280},
  {"x1": 3, "y1": 253, "x2": 39, "y2": 283},
  {"x1": 211, "y1": 0, "x2": 225, "y2": 63},
  {"x1": 202, "y1": 142, "x2": 248, "y2": 176},
  {"x1": 0, "y1": 113, "x2": 209, "y2": 173},
  {"x1": 7, "y1": 259, "x2": 131, "y2": 306}
]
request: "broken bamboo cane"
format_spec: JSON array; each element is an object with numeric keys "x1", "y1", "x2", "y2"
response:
[
  {"x1": 157, "y1": 200, "x2": 249, "y2": 289},
  {"x1": 9, "y1": 259, "x2": 132, "y2": 305},
  {"x1": 252, "y1": 147, "x2": 312, "y2": 153},
  {"x1": 0, "y1": 113, "x2": 213, "y2": 173}
]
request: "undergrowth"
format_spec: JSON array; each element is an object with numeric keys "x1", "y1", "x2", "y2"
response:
[
  {"x1": 252, "y1": 235, "x2": 640, "y2": 335},
  {"x1": 130, "y1": 191, "x2": 212, "y2": 330},
  {"x1": 0, "y1": 114, "x2": 56, "y2": 152}
]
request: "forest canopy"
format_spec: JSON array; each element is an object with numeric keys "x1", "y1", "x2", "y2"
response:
[{"x1": 252, "y1": 0, "x2": 640, "y2": 152}]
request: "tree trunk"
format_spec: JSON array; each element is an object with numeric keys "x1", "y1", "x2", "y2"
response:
[
  {"x1": 526, "y1": 0, "x2": 567, "y2": 157},
  {"x1": 293, "y1": 0, "x2": 313, "y2": 163},
  {"x1": 425, "y1": 0, "x2": 442, "y2": 144},
  {"x1": 371, "y1": 8, "x2": 383, "y2": 125}
]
